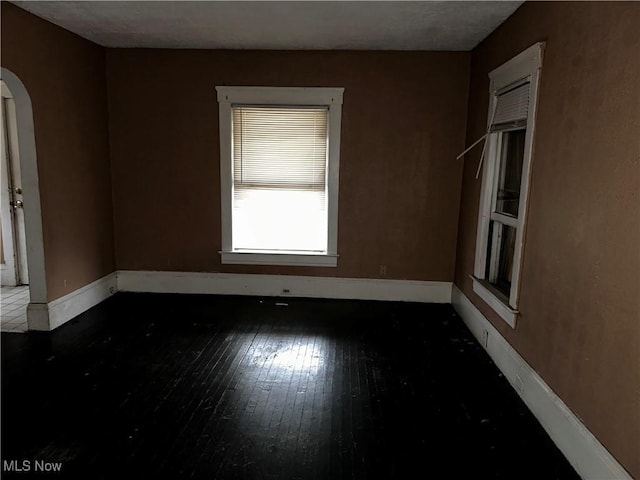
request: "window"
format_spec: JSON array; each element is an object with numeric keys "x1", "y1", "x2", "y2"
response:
[
  {"x1": 216, "y1": 87, "x2": 344, "y2": 267},
  {"x1": 472, "y1": 43, "x2": 544, "y2": 327}
]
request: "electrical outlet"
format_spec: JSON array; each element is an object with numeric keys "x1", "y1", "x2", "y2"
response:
[
  {"x1": 109, "y1": 286, "x2": 115, "y2": 295},
  {"x1": 282, "y1": 288, "x2": 290, "y2": 294},
  {"x1": 481, "y1": 329, "x2": 489, "y2": 348},
  {"x1": 379, "y1": 264, "x2": 387, "y2": 276}
]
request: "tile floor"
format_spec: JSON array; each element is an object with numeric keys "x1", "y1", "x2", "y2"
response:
[{"x1": 1, "y1": 285, "x2": 29, "y2": 333}]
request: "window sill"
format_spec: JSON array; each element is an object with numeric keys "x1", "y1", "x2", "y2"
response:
[
  {"x1": 220, "y1": 251, "x2": 338, "y2": 267},
  {"x1": 470, "y1": 275, "x2": 518, "y2": 328}
]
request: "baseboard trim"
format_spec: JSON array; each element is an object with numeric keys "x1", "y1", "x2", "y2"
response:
[
  {"x1": 25, "y1": 271, "x2": 450, "y2": 331},
  {"x1": 26, "y1": 302, "x2": 49, "y2": 331},
  {"x1": 116, "y1": 270, "x2": 453, "y2": 304},
  {"x1": 28, "y1": 272, "x2": 117, "y2": 331},
  {"x1": 451, "y1": 285, "x2": 632, "y2": 480}
]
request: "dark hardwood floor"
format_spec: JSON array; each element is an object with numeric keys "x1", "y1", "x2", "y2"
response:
[{"x1": 1, "y1": 293, "x2": 579, "y2": 479}]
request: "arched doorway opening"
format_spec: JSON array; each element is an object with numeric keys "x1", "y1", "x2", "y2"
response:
[{"x1": 1, "y1": 68, "x2": 48, "y2": 331}]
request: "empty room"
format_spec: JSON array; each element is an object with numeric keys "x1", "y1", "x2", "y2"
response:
[{"x1": 1, "y1": 1, "x2": 638, "y2": 479}]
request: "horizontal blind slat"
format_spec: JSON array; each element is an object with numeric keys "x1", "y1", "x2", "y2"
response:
[
  {"x1": 233, "y1": 106, "x2": 328, "y2": 188},
  {"x1": 492, "y1": 83, "x2": 530, "y2": 128}
]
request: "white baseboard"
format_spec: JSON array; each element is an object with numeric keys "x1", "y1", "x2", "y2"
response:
[
  {"x1": 26, "y1": 302, "x2": 49, "y2": 331},
  {"x1": 27, "y1": 272, "x2": 117, "y2": 331},
  {"x1": 451, "y1": 285, "x2": 632, "y2": 480},
  {"x1": 116, "y1": 270, "x2": 453, "y2": 304},
  {"x1": 24, "y1": 270, "x2": 450, "y2": 331}
]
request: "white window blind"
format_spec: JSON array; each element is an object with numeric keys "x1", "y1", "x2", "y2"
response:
[
  {"x1": 456, "y1": 80, "x2": 531, "y2": 167},
  {"x1": 231, "y1": 105, "x2": 329, "y2": 253},
  {"x1": 490, "y1": 81, "x2": 530, "y2": 132}
]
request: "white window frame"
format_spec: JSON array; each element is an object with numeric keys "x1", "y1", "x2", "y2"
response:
[
  {"x1": 472, "y1": 42, "x2": 544, "y2": 328},
  {"x1": 216, "y1": 86, "x2": 344, "y2": 267}
]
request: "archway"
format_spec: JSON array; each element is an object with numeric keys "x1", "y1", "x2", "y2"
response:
[{"x1": 1, "y1": 68, "x2": 48, "y2": 330}]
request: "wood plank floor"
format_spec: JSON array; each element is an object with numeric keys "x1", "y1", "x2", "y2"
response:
[{"x1": 1, "y1": 293, "x2": 579, "y2": 479}]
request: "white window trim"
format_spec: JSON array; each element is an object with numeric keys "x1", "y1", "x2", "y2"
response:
[
  {"x1": 471, "y1": 275, "x2": 519, "y2": 328},
  {"x1": 220, "y1": 251, "x2": 339, "y2": 267},
  {"x1": 216, "y1": 86, "x2": 344, "y2": 267},
  {"x1": 473, "y1": 42, "x2": 544, "y2": 327}
]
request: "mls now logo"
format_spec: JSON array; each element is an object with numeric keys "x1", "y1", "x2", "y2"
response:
[{"x1": 3, "y1": 459, "x2": 63, "y2": 472}]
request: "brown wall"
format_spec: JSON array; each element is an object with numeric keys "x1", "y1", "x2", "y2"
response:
[
  {"x1": 107, "y1": 50, "x2": 470, "y2": 281},
  {"x1": 1, "y1": 2, "x2": 115, "y2": 301},
  {"x1": 455, "y1": 2, "x2": 640, "y2": 476}
]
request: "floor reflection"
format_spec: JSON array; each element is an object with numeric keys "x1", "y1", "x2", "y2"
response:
[
  {"x1": 208, "y1": 333, "x2": 331, "y2": 477},
  {"x1": 255, "y1": 337, "x2": 324, "y2": 371}
]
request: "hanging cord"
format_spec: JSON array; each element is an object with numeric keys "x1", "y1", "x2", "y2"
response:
[
  {"x1": 475, "y1": 131, "x2": 489, "y2": 179},
  {"x1": 456, "y1": 100, "x2": 498, "y2": 179},
  {"x1": 455, "y1": 135, "x2": 486, "y2": 160}
]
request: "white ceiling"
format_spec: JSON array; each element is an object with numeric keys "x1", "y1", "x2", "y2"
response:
[{"x1": 12, "y1": 1, "x2": 523, "y2": 51}]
